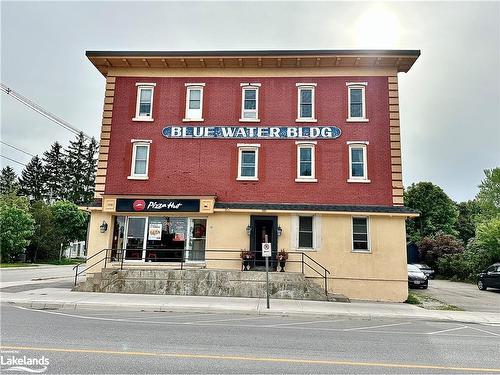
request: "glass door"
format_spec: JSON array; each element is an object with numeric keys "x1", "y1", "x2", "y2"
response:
[
  {"x1": 125, "y1": 217, "x2": 147, "y2": 261},
  {"x1": 186, "y1": 218, "x2": 207, "y2": 261}
]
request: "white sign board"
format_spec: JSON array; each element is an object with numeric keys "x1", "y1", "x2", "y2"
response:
[
  {"x1": 148, "y1": 223, "x2": 163, "y2": 241},
  {"x1": 261, "y1": 242, "x2": 272, "y2": 257}
]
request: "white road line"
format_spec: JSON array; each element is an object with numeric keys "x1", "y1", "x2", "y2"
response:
[
  {"x1": 343, "y1": 322, "x2": 411, "y2": 331},
  {"x1": 183, "y1": 316, "x2": 263, "y2": 324},
  {"x1": 467, "y1": 326, "x2": 500, "y2": 337},
  {"x1": 264, "y1": 319, "x2": 347, "y2": 327},
  {"x1": 427, "y1": 326, "x2": 468, "y2": 335}
]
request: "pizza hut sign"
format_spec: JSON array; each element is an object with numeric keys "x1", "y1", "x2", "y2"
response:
[{"x1": 116, "y1": 199, "x2": 200, "y2": 212}]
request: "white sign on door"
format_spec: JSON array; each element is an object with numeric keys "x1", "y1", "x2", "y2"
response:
[{"x1": 262, "y1": 242, "x2": 272, "y2": 257}]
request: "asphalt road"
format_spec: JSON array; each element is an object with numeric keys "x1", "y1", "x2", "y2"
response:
[
  {"x1": 1, "y1": 305, "x2": 499, "y2": 374},
  {"x1": 415, "y1": 279, "x2": 500, "y2": 313},
  {"x1": 0, "y1": 265, "x2": 77, "y2": 290}
]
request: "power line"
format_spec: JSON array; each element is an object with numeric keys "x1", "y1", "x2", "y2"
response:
[
  {"x1": 0, "y1": 140, "x2": 35, "y2": 157},
  {"x1": 1, "y1": 154, "x2": 28, "y2": 167},
  {"x1": 1, "y1": 83, "x2": 92, "y2": 140}
]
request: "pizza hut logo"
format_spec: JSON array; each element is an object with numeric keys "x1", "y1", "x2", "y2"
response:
[{"x1": 132, "y1": 200, "x2": 146, "y2": 211}]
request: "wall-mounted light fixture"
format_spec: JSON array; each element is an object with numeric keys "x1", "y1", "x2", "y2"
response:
[
  {"x1": 277, "y1": 226, "x2": 283, "y2": 236},
  {"x1": 246, "y1": 225, "x2": 252, "y2": 236},
  {"x1": 99, "y1": 220, "x2": 108, "y2": 233}
]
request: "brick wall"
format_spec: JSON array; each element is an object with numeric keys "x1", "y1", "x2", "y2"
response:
[{"x1": 104, "y1": 75, "x2": 393, "y2": 205}]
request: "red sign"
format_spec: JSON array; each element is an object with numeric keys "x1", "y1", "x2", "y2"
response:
[{"x1": 132, "y1": 200, "x2": 146, "y2": 211}]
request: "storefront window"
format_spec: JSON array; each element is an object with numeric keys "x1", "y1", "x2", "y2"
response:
[{"x1": 125, "y1": 217, "x2": 146, "y2": 259}]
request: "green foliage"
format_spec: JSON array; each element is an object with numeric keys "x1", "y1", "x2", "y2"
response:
[
  {"x1": 18, "y1": 155, "x2": 45, "y2": 201},
  {"x1": 0, "y1": 166, "x2": 19, "y2": 195},
  {"x1": 26, "y1": 201, "x2": 58, "y2": 262},
  {"x1": 455, "y1": 200, "x2": 481, "y2": 244},
  {"x1": 42, "y1": 142, "x2": 66, "y2": 201},
  {"x1": 418, "y1": 231, "x2": 464, "y2": 270},
  {"x1": 0, "y1": 194, "x2": 35, "y2": 261},
  {"x1": 405, "y1": 182, "x2": 459, "y2": 242},
  {"x1": 51, "y1": 200, "x2": 88, "y2": 247},
  {"x1": 475, "y1": 218, "x2": 500, "y2": 264},
  {"x1": 476, "y1": 168, "x2": 500, "y2": 222}
]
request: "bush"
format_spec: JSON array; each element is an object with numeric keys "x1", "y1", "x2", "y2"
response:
[{"x1": 418, "y1": 231, "x2": 464, "y2": 271}]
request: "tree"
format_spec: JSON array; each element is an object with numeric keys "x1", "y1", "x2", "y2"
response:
[
  {"x1": 64, "y1": 133, "x2": 88, "y2": 205},
  {"x1": 476, "y1": 168, "x2": 500, "y2": 222},
  {"x1": 0, "y1": 193, "x2": 35, "y2": 261},
  {"x1": 404, "y1": 182, "x2": 459, "y2": 242},
  {"x1": 26, "y1": 201, "x2": 58, "y2": 262},
  {"x1": 18, "y1": 155, "x2": 45, "y2": 201},
  {"x1": 81, "y1": 137, "x2": 98, "y2": 204},
  {"x1": 42, "y1": 141, "x2": 66, "y2": 202},
  {"x1": 475, "y1": 218, "x2": 500, "y2": 266},
  {"x1": 51, "y1": 200, "x2": 88, "y2": 248},
  {"x1": 455, "y1": 200, "x2": 481, "y2": 244},
  {"x1": 418, "y1": 232, "x2": 464, "y2": 270},
  {"x1": 0, "y1": 166, "x2": 19, "y2": 195}
]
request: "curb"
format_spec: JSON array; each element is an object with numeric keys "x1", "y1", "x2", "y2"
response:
[{"x1": 5, "y1": 300, "x2": 499, "y2": 325}]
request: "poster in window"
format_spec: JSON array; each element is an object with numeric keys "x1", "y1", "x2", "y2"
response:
[{"x1": 148, "y1": 223, "x2": 163, "y2": 241}]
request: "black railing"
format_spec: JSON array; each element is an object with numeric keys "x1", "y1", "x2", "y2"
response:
[{"x1": 73, "y1": 248, "x2": 331, "y2": 295}]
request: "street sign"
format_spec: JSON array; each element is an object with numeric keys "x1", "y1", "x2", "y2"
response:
[{"x1": 262, "y1": 242, "x2": 272, "y2": 257}]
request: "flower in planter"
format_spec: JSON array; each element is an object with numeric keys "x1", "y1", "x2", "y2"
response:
[{"x1": 277, "y1": 249, "x2": 288, "y2": 261}]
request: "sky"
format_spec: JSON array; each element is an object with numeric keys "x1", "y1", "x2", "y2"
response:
[{"x1": 1, "y1": 1, "x2": 499, "y2": 202}]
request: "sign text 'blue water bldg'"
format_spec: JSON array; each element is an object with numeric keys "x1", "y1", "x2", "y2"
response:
[{"x1": 162, "y1": 126, "x2": 341, "y2": 140}]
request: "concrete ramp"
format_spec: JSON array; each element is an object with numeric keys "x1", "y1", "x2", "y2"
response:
[{"x1": 75, "y1": 269, "x2": 348, "y2": 302}]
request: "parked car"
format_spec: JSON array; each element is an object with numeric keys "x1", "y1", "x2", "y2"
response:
[
  {"x1": 407, "y1": 264, "x2": 428, "y2": 289},
  {"x1": 412, "y1": 263, "x2": 435, "y2": 279},
  {"x1": 477, "y1": 263, "x2": 500, "y2": 291}
]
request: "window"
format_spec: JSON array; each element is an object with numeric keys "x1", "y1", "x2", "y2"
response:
[
  {"x1": 352, "y1": 217, "x2": 370, "y2": 252},
  {"x1": 133, "y1": 83, "x2": 156, "y2": 121},
  {"x1": 295, "y1": 141, "x2": 317, "y2": 182},
  {"x1": 237, "y1": 144, "x2": 260, "y2": 180},
  {"x1": 129, "y1": 140, "x2": 152, "y2": 179},
  {"x1": 298, "y1": 216, "x2": 313, "y2": 249},
  {"x1": 346, "y1": 82, "x2": 368, "y2": 122},
  {"x1": 184, "y1": 83, "x2": 205, "y2": 121},
  {"x1": 240, "y1": 83, "x2": 260, "y2": 121},
  {"x1": 348, "y1": 142, "x2": 370, "y2": 183},
  {"x1": 296, "y1": 83, "x2": 317, "y2": 122}
]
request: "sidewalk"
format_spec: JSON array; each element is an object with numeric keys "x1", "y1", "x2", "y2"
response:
[{"x1": 1, "y1": 288, "x2": 499, "y2": 324}]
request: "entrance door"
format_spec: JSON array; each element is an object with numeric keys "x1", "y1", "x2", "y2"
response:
[
  {"x1": 250, "y1": 215, "x2": 277, "y2": 270},
  {"x1": 186, "y1": 218, "x2": 207, "y2": 261},
  {"x1": 124, "y1": 217, "x2": 147, "y2": 260}
]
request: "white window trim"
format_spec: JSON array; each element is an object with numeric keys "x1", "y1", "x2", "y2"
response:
[
  {"x1": 348, "y1": 143, "x2": 370, "y2": 183},
  {"x1": 133, "y1": 84, "x2": 155, "y2": 122},
  {"x1": 292, "y1": 215, "x2": 321, "y2": 251},
  {"x1": 296, "y1": 84, "x2": 317, "y2": 122},
  {"x1": 236, "y1": 144, "x2": 260, "y2": 181},
  {"x1": 295, "y1": 141, "x2": 317, "y2": 182},
  {"x1": 239, "y1": 84, "x2": 260, "y2": 122},
  {"x1": 352, "y1": 216, "x2": 371, "y2": 253},
  {"x1": 183, "y1": 84, "x2": 205, "y2": 122},
  {"x1": 128, "y1": 140, "x2": 152, "y2": 180},
  {"x1": 346, "y1": 82, "x2": 369, "y2": 122}
]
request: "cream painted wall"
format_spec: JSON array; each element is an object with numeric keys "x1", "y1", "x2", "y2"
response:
[{"x1": 85, "y1": 210, "x2": 113, "y2": 274}]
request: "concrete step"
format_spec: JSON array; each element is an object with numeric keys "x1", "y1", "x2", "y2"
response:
[{"x1": 74, "y1": 268, "x2": 343, "y2": 302}]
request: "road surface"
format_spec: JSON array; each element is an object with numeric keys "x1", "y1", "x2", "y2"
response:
[{"x1": 1, "y1": 305, "x2": 499, "y2": 374}]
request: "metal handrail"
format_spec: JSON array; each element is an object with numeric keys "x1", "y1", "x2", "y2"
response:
[{"x1": 73, "y1": 248, "x2": 331, "y2": 294}]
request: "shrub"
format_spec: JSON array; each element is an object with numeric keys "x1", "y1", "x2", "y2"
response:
[{"x1": 418, "y1": 231, "x2": 464, "y2": 270}]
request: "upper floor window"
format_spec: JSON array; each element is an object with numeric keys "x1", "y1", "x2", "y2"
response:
[
  {"x1": 348, "y1": 142, "x2": 370, "y2": 183},
  {"x1": 295, "y1": 141, "x2": 317, "y2": 182},
  {"x1": 184, "y1": 83, "x2": 205, "y2": 121},
  {"x1": 296, "y1": 83, "x2": 317, "y2": 122},
  {"x1": 133, "y1": 83, "x2": 156, "y2": 121},
  {"x1": 346, "y1": 82, "x2": 368, "y2": 122},
  {"x1": 240, "y1": 83, "x2": 261, "y2": 122},
  {"x1": 128, "y1": 140, "x2": 152, "y2": 180},
  {"x1": 237, "y1": 144, "x2": 260, "y2": 181},
  {"x1": 352, "y1": 217, "x2": 370, "y2": 252}
]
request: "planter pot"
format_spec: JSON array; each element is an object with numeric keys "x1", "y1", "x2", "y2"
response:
[{"x1": 279, "y1": 260, "x2": 286, "y2": 272}]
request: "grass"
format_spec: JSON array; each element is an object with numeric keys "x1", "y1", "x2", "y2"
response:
[
  {"x1": 406, "y1": 290, "x2": 463, "y2": 311},
  {"x1": 0, "y1": 263, "x2": 39, "y2": 268}
]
